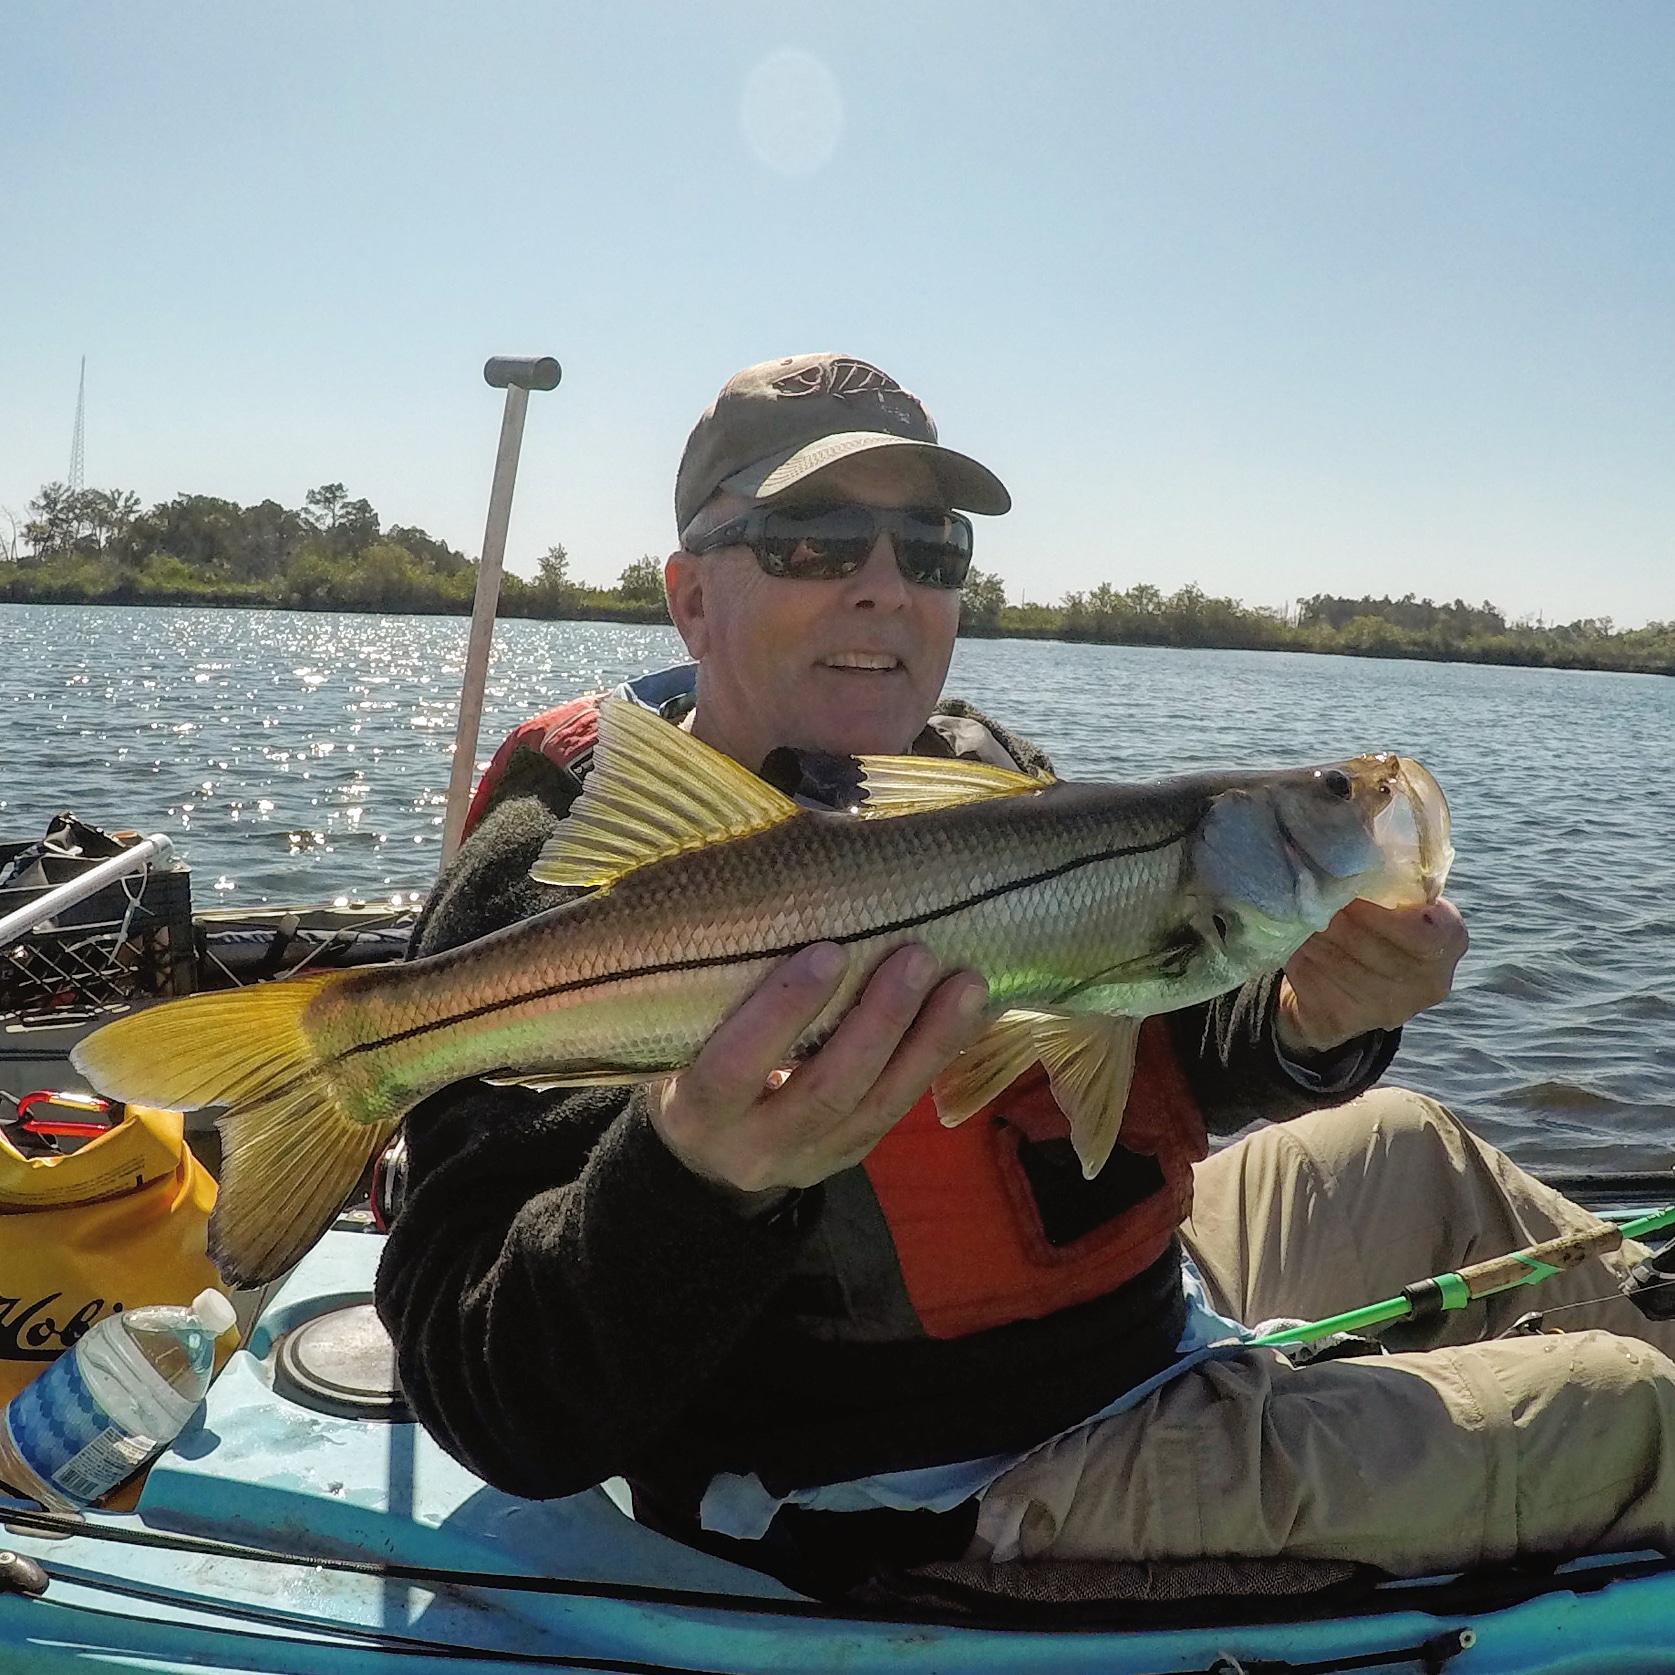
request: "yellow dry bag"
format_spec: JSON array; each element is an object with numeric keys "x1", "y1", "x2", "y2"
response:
[{"x1": 0, "y1": 1102, "x2": 224, "y2": 1405}]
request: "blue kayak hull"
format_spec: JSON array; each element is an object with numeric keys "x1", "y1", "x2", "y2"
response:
[{"x1": 4, "y1": 1229, "x2": 1674, "y2": 1675}]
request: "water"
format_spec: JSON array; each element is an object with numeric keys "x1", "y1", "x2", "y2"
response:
[
  {"x1": 2, "y1": 603, "x2": 1671, "y2": 1172},
  {"x1": 0, "y1": 605, "x2": 685, "y2": 906}
]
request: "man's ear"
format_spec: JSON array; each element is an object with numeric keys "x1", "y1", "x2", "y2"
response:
[{"x1": 664, "y1": 550, "x2": 709, "y2": 659}]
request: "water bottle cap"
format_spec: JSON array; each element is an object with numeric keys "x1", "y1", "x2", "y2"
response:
[{"x1": 191, "y1": 1288, "x2": 238, "y2": 1338}]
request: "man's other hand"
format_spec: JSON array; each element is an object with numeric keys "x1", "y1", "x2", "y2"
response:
[
  {"x1": 1276, "y1": 897, "x2": 1468, "y2": 1058},
  {"x1": 651, "y1": 942, "x2": 990, "y2": 1213}
]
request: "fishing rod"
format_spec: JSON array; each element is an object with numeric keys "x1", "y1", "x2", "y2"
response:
[{"x1": 1252, "y1": 1202, "x2": 1675, "y2": 1350}]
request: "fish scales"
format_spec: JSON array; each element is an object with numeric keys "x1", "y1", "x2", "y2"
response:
[{"x1": 307, "y1": 781, "x2": 1216, "y2": 1125}]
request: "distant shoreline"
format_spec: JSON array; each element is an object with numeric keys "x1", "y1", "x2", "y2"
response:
[
  {"x1": 11, "y1": 482, "x2": 1667, "y2": 677},
  {"x1": 0, "y1": 590, "x2": 669, "y2": 627},
  {"x1": 3, "y1": 592, "x2": 1668, "y2": 678},
  {"x1": 956, "y1": 620, "x2": 1672, "y2": 677}
]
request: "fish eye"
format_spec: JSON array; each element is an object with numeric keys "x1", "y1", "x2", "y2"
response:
[
  {"x1": 1318, "y1": 769, "x2": 1352, "y2": 799},
  {"x1": 1211, "y1": 912, "x2": 1230, "y2": 942}
]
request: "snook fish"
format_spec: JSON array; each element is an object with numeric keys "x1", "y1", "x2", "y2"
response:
[{"x1": 72, "y1": 700, "x2": 1453, "y2": 1287}]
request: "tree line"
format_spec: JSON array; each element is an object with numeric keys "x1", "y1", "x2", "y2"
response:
[
  {"x1": 3, "y1": 482, "x2": 1668, "y2": 675},
  {"x1": 957, "y1": 571, "x2": 1674, "y2": 676},
  {"x1": 0, "y1": 481, "x2": 669, "y2": 622}
]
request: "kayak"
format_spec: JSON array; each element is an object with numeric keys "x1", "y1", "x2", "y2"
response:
[
  {"x1": 4, "y1": 1218, "x2": 1675, "y2": 1675},
  {"x1": 8, "y1": 824, "x2": 1675, "y2": 1671}
]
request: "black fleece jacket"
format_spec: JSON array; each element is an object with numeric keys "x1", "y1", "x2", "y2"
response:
[{"x1": 374, "y1": 704, "x2": 1398, "y2": 1513}]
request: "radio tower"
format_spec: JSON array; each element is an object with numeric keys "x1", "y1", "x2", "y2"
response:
[{"x1": 68, "y1": 357, "x2": 86, "y2": 493}]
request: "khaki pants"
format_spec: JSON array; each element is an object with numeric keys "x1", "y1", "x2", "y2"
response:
[{"x1": 974, "y1": 1088, "x2": 1675, "y2": 1574}]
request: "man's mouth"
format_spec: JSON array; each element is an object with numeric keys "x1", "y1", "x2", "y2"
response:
[{"x1": 821, "y1": 653, "x2": 902, "y2": 671}]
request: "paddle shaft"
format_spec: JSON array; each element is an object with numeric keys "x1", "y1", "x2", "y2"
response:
[
  {"x1": 1253, "y1": 1203, "x2": 1675, "y2": 1349},
  {"x1": 440, "y1": 357, "x2": 562, "y2": 868}
]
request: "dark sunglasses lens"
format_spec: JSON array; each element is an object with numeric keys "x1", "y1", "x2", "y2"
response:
[
  {"x1": 756, "y1": 507, "x2": 875, "y2": 579},
  {"x1": 748, "y1": 506, "x2": 973, "y2": 587},
  {"x1": 895, "y1": 512, "x2": 974, "y2": 589}
]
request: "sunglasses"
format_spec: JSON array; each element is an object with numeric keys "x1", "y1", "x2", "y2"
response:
[{"x1": 687, "y1": 503, "x2": 975, "y2": 590}]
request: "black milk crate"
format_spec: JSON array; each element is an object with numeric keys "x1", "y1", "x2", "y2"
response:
[{"x1": 0, "y1": 849, "x2": 196, "y2": 1020}]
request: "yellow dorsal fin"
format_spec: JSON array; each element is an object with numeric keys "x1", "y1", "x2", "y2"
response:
[
  {"x1": 529, "y1": 700, "x2": 799, "y2": 889},
  {"x1": 846, "y1": 753, "x2": 1053, "y2": 819}
]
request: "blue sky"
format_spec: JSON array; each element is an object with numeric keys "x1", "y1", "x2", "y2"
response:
[{"x1": 3, "y1": 2, "x2": 1671, "y2": 626}]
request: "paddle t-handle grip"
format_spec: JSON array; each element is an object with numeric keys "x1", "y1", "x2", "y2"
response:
[{"x1": 483, "y1": 356, "x2": 561, "y2": 391}]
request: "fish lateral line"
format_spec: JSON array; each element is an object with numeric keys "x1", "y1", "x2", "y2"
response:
[{"x1": 335, "y1": 822, "x2": 1200, "y2": 1064}]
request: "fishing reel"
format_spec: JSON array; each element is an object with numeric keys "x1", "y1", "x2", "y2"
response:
[
  {"x1": 369, "y1": 1130, "x2": 409, "y2": 1232},
  {"x1": 1621, "y1": 1236, "x2": 1675, "y2": 1321},
  {"x1": 1498, "y1": 1230, "x2": 1675, "y2": 1338}
]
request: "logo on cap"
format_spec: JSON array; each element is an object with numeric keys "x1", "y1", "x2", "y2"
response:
[{"x1": 771, "y1": 359, "x2": 902, "y2": 402}]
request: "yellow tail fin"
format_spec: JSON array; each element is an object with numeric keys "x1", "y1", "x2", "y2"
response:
[{"x1": 70, "y1": 977, "x2": 397, "y2": 1287}]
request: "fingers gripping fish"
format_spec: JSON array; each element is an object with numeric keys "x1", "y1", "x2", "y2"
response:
[{"x1": 71, "y1": 701, "x2": 1453, "y2": 1287}]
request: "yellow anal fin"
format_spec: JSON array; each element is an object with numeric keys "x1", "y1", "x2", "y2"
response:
[
  {"x1": 530, "y1": 700, "x2": 799, "y2": 889},
  {"x1": 212, "y1": 1101, "x2": 398, "y2": 1290},
  {"x1": 932, "y1": 1008, "x2": 1142, "y2": 1180},
  {"x1": 846, "y1": 753, "x2": 1053, "y2": 818}
]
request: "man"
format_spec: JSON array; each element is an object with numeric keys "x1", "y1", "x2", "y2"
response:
[{"x1": 378, "y1": 353, "x2": 1675, "y2": 1595}]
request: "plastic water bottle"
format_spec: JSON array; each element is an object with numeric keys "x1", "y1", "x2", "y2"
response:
[{"x1": 0, "y1": 1288, "x2": 237, "y2": 1509}]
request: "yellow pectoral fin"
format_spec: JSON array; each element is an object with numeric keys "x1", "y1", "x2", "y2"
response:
[
  {"x1": 846, "y1": 754, "x2": 1053, "y2": 819},
  {"x1": 931, "y1": 1008, "x2": 1142, "y2": 1180},
  {"x1": 1030, "y1": 1013, "x2": 1143, "y2": 1180},
  {"x1": 932, "y1": 1008, "x2": 1060, "y2": 1127},
  {"x1": 529, "y1": 700, "x2": 800, "y2": 889},
  {"x1": 483, "y1": 1068, "x2": 662, "y2": 1091}
]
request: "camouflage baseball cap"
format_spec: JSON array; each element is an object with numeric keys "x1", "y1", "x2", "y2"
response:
[{"x1": 674, "y1": 352, "x2": 1011, "y2": 538}]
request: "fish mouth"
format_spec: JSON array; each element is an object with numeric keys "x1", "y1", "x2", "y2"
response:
[
  {"x1": 820, "y1": 652, "x2": 903, "y2": 672},
  {"x1": 1340, "y1": 753, "x2": 1454, "y2": 907},
  {"x1": 1266, "y1": 753, "x2": 1454, "y2": 914},
  {"x1": 1379, "y1": 756, "x2": 1454, "y2": 905}
]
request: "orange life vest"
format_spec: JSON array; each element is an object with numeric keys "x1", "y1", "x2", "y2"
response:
[
  {"x1": 467, "y1": 694, "x2": 1209, "y2": 1342},
  {"x1": 461, "y1": 691, "x2": 612, "y2": 843},
  {"x1": 860, "y1": 1030, "x2": 1205, "y2": 1340}
]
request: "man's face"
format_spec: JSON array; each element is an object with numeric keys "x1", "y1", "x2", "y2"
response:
[{"x1": 664, "y1": 451, "x2": 964, "y2": 770}]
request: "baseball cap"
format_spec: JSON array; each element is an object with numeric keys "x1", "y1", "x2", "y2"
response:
[{"x1": 675, "y1": 353, "x2": 1011, "y2": 538}]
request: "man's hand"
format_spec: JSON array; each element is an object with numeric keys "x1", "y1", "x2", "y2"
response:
[
  {"x1": 1276, "y1": 897, "x2": 1468, "y2": 1058},
  {"x1": 651, "y1": 942, "x2": 990, "y2": 1213}
]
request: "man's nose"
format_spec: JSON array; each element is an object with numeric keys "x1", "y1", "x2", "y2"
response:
[{"x1": 846, "y1": 532, "x2": 910, "y2": 609}]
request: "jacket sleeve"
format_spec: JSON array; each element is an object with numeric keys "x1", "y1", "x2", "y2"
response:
[
  {"x1": 374, "y1": 784, "x2": 818, "y2": 1499},
  {"x1": 1165, "y1": 973, "x2": 1401, "y2": 1137}
]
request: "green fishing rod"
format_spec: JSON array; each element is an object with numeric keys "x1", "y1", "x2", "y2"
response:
[{"x1": 1252, "y1": 1202, "x2": 1675, "y2": 1350}]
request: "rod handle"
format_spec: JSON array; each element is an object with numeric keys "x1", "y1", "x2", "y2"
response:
[{"x1": 1456, "y1": 1223, "x2": 1625, "y2": 1300}]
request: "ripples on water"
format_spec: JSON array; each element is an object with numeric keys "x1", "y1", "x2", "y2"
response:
[
  {"x1": 951, "y1": 638, "x2": 1675, "y2": 1171},
  {"x1": 1, "y1": 605, "x2": 1671, "y2": 1170},
  {"x1": 0, "y1": 606, "x2": 686, "y2": 904}
]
